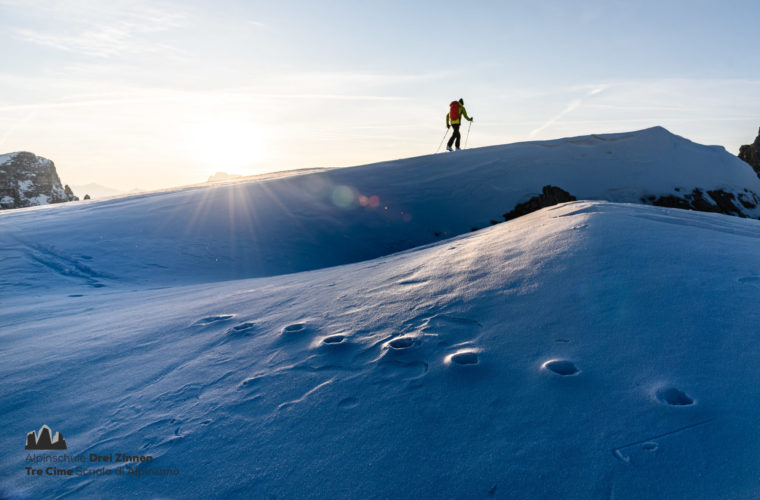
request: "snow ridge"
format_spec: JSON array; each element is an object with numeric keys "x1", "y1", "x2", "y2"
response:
[{"x1": 1, "y1": 127, "x2": 758, "y2": 290}]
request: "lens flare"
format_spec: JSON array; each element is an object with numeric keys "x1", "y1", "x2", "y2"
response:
[{"x1": 331, "y1": 185, "x2": 355, "y2": 208}]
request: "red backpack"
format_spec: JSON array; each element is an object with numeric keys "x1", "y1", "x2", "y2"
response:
[{"x1": 449, "y1": 101, "x2": 460, "y2": 121}]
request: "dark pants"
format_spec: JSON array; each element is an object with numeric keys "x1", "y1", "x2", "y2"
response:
[{"x1": 447, "y1": 124, "x2": 461, "y2": 149}]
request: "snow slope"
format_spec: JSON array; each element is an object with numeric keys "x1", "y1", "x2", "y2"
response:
[
  {"x1": 2, "y1": 127, "x2": 760, "y2": 499},
  {"x1": 2, "y1": 126, "x2": 759, "y2": 291}
]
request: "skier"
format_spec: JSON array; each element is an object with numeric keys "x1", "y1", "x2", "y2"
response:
[{"x1": 446, "y1": 99, "x2": 473, "y2": 151}]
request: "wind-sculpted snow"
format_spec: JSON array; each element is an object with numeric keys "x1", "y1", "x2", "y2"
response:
[
  {"x1": 4, "y1": 128, "x2": 760, "y2": 498},
  {"x1": 2, "y1": 127, "x2": 760, "y2": 291},
  {"x1": 3, "y1": 201, "x2": 760, "y2": 498}
]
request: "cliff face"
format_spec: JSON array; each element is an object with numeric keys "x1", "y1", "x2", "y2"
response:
[
  {"x1": 738, "y1": 135, "x2": 760, "y2": 178},
  {"x1": 0, "y1": 152, "x2": 78, "y2": 210}
]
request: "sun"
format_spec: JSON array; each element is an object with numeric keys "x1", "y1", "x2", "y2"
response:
[{"x1": 183, "y1": 117, "x2": 268, "y2": 172}]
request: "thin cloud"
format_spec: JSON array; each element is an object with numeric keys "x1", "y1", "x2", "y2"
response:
[
  {"x1": 0, "y1": 98, "x2": 167, "y2": 112},
  {"x1": 529, "y1": 86, "x2": 609, "y2": 137},
  {"x1": 8, "y1": 0, "x2": 190, "y2": 59},
  {"x1": 259, "y1": 94, "x2": 409, "y2": 101},
  {"x1": 530, "y1": 99, "x2": 582, "y2": 138},
  {"x1": 288, "y1": 71, "x2": 452, "y2": 86},
  {"x1": 0, "y1": 90, "x2": 408, "y2": 113}
]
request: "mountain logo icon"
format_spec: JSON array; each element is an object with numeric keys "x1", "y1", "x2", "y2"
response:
[{"x1": 25, "y1": 425, "x2": 67, "y2": 450}]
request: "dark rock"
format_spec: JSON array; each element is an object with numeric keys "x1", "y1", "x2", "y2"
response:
[
  {"x1": 84, "y1": 194, "x2": 91, "y2": 200},
  {"x1": 707, "y1": 190, "x2": 743, "y2": 216},
  {"x1": 651, "y1": 194, "x2": 693, "y2": 210},
  {"x1": 651, "y1": 188, "x2": 750, "y2": 217},
  {"x1": 737, "y1": 191, "x2": 759, "y2": 209},
  {"x1": 738, "y1": 130, "x2": 760, "y2": 178},
  {"x1": 0, "y1": 152, "x2": 78, "y2": 210},
  {"x1": 64, "y1": 184, "x2": 79, "y2": 201},
  {"x1": 503, "y1": 185, "x2": 576, "y2": 222},
  {"x1": 690, "y1": 189, "x2": 721, "y2": 213}
]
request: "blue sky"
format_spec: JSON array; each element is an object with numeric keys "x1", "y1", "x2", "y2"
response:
[{"x1": 1, "y1": 0, "x2": 758, "y2": 191}]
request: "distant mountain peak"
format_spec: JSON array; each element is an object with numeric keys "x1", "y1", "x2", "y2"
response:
[{"x1": 208, "y1": 172, "x2": 242, "y2": 183}]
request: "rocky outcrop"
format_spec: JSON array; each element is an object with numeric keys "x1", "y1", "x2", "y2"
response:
[
  {"x1": 646, "y1": 188, "x2": 759, "y2": 218},
  {"x1": 495, "y1": 183, "x2": 760, "y2": 229},
  {"x1": 503, "y1": 186, "x2": 577, "y2": 221},
  {"x1": 0, "y1": 152, "x2": 78, "y2": 210},
  {"x1": 433, "y1": 185, "x2": 577, "y2": 236},
  {"x1": 738, "y1": 133, "x2": 760, "y2": 178}
]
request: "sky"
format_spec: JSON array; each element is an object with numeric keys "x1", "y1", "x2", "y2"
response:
[{"x1": 0, "y1": 0, "x2": 758, "y2": 193}]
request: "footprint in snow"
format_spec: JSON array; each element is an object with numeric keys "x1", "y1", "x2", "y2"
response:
[
  {"x1": 338, "y1": 397, "x2": 359, "y2": 409},
  {"x1": 388, "y1": 337, "x2": 415, "y2": 350},
  {"x1": 373, "y1": 336, "x2": 428, "y2": 382},
  {"x1": 656, "y1": 387, "x2": 694, "y2": 406},
  {"x1": 277, "y1": 323, "x2": 315, "y2": 345},
  {"x1": 282, "y1": 323, "x2": 307, "y2": 335},
  {"x1": 446, "y1": 349, "x2": 480, "y2": 366},
  {"x1": 642, "y1": 442, "x2": 658, "y2": 452},
  {"x1": 321, "y1": 334, "x2": 346, "y2": 345},
  {"x1": 542, "y1": 359, "x2": 579, "y2": 376},
  {"x1": 226, "y1": 322, "x2": 256, "y2": 336}
]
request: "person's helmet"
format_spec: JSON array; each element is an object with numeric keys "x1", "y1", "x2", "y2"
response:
[{"x1": 458, "y1": 98, "x2": 464, "y2": 105}]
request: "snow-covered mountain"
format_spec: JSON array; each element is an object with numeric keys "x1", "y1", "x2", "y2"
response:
[
  {"x1": 2, "y1": 126, "x2": 759, "y2": 290},
  {"x1": 0, "y1": 152, "x2": 78, "y2": 210},
  {"x1": 2, "y1": 127, "x2": 760, "y2": 499}
]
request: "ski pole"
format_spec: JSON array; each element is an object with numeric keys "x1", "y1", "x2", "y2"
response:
[
  {"x1": 464, "y1": 120, "x2": 472, "y2": 149},
  {"x1": 435, "y1": 128, "x2": 449, "y2": 154}
]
